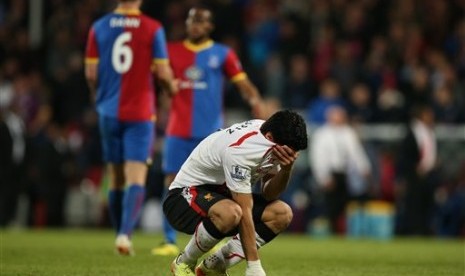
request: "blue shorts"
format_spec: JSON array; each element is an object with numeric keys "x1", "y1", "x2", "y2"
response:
[
  {"x1": 99, "y1": 115, "x2": 154, "y2": 163},
  {"x1": 162, "y1": 136, "x2": 204, "y2": 174}
]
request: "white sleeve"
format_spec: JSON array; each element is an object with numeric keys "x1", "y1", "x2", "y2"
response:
[
  {"x1": 223, "y1": 147, "x2": 253, "y2": 194},
  {"x1": 345, "y1": 128, "x2": 371, "y2": 175},
  {"x1": 310, "y1": 130, "x2": 331, "y2": 186}
]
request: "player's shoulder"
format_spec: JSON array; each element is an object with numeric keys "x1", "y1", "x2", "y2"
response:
[{"x1": 211, "y1": 41, "x2": 233, "y2": 53}]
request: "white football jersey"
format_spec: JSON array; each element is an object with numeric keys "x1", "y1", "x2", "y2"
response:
[{"x1": 170, "y1": 119, "x2": 280, "y2": 193}]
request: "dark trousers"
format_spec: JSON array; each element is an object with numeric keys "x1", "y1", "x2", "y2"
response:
[
  {"x1": 324, "y1": 172, "x2": 348, "y2": 234},
  {"x1": 405, "y1": 173, "x2": 434, "y2": 235}
]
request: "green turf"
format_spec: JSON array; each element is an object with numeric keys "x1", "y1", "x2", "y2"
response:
[{"x1": 1, "y1": 229, "x2": 463, "y2": 275}]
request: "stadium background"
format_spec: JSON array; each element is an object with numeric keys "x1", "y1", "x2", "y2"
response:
[{"x1": 0, "y1": 0, "x2": 464, "y2": 238}]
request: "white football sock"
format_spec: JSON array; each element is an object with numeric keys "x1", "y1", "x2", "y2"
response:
[
  {"x1": 178, "y1": 222, "x2": 221, "y2": 266},
  {"x1": 204, "y1": 233, "x2": 267, "y2": 270}
]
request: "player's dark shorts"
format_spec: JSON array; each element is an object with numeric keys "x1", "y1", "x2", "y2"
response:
[
  {"x1": 162, "y1": 136, "x2": 204, "y2": 173},
  {"x1": 99, "y1": 115, "x2": 154, "y2": 163},
  {"x1": 163, "y1": 184, "x2": 271, "y2": 235}
]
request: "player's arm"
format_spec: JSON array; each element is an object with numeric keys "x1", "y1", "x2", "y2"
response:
[
  {"x1": 261, "y1": 145, "x2": 299, "y2": 200},
  {"x1": 152, "y1": 27, "x2": 178, "y2": 96},
  {"x1": 223, "y1": 149, "x2": 266, "y2": 275},
  {"x1": 230, "y1": 191, "x2": 259, "y2": 261},
  {"x1": 224, "y1": 49, "x2": 267, "y2": 119},
  {"x1": 153, "y1": 61, "x2": 178, "y2": 96},
  {"x1": 235, "y1": 79, "x2": 267, "y2": 119},
  {"x1": 85, "y1": 63, "x2": 98, "y2": 101},
  {"x1": 84, "y1": 27, "x2": 99, "y2": 102}
]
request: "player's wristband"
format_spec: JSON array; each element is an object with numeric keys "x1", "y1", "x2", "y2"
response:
[
  {"x1": 247, "y1": 260, "x2": 262, "y2": 268},
  {"x1": 246, "y1": 260, "x2": 266, "y2": 276}
]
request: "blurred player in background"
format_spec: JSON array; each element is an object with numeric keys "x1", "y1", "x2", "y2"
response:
[
  {"x1": 151, "y1": 5, "x2": 266, "y2": 256},
  {"x1": 85, "y1": 0, "x2": 177, "y2": 255},
  {"x1": 164, "y1": 110, "x2": 308, "y2": 276},
  {"x1": 310, "y1": 106, "x2": 372, "y2": 234}
]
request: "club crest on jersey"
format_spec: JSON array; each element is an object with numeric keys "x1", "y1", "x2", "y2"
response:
[
  {"x1": 208, "y1": 55, "x2": 220, "y2": 68},
  {"x1": 230, "y1": 165, "x2": 250, "y2": 181},
  {"x1": 185, "y1": 66, "x2": 203, "y2": 80},
  {"x1": 204, "y1": 193, "x2": 214, "y2": 201}
]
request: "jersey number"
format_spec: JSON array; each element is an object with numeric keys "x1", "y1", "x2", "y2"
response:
[{"x1": 112, "y1": 32, "x2": 133, "y2": 73}]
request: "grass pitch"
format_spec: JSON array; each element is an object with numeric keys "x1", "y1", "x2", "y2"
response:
[{"x1": 1, "y1": 229, "x2": 463, "y2": 275}]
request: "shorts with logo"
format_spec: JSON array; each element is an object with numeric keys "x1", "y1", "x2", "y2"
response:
[{"x1": 163, "y1": 184, "x2": 270, "y2": 235}]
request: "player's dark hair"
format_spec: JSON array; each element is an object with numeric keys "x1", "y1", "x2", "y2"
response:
[
  {"x1": 189, "y1": 3, "x2": 215, "y2": 23},
  {"x1": 260, "y1": 110, "x2": 308, "y2": 151}
]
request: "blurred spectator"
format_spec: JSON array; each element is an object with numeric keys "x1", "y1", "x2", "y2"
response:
[
  {"x1": 264, "y1": 53, "x2": 285, "y2": 100},
  {"x1": 310, "y1": 25, "x2": 335, "y2": 82},
  {"x1": 50, "y1": 52, "x2": 89, "y2": 126},
  {"x1": 310, "y1": 106, "x2": 372, "y2": 234},
  {"x1": 0, "y1": 85, "x2": 26, "y2": 226},
  {"x1": 276, "y1": 14, "x2": 309, "y2": 64},
  {"x1": 401, "y1": 65, "x2": 431, "y2": 109},
  {"x1": 376, "y1": 86, "x2": 406, "y2": 123},
  {"x1": 396, "y1": 105, "x2": 437, "y2": 235},
  {"x1": 329, "y1": 40, "x2": 362, "y2": 96},
  {"x1": 306, "y1": 78, "x2": 345, "y2": 125},
  {"x1": 244, "y1": 1, "x2": 279, "y2": 69},
  {"x1": 347, "y1": 83, "x2": 376, "y2": 123},
  {"x1": 434, "y1": 161, "x2": 465, "y2": 236},
  {"x1": 28, "y1": 123, "x2": 77, "y2": 227},
  {"x1": 432, "y1": 86, "x2": 464, "y2": 123},
  {"x1": 363, "y1": 36, "x2": 389, "y2": 93},
  {"x1": 282, "y1": 54, "x2": 315, "y2": 109}
]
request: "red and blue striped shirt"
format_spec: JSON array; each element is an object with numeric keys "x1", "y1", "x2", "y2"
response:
[
  {"x1": 85, "y1": 8, "x2": 169, "y2": 121},
  {"x1": 166, "y1": 40, "x2": 246, "y2": 138}
]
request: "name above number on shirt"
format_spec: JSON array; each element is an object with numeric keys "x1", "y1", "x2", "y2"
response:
[
  {"x1": 110, "y1": 18, "x2": 141, "y2": 28},
  {"x1": 112, "y1": 32, "x2": 133, "y2": 73},
  {"x1": 226, "y1": 120, "x2": 253, "y2": 134}
]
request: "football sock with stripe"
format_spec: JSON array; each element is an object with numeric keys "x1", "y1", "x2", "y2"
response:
[
  {"x1": 119, "y1": 184, "x2": 145, "y2": 236},
  {"x1": 205, "y1": 222, "x2": 277, "y2": 269},
  {"x1": 178, "y1": 219, "x2": 223, "y2": 266}
]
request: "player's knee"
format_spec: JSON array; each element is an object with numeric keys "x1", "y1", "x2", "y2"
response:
[
  {"x1": 271, "y1": 201, "x2": 293, "y2": 231},
  {"x1": 209, "y1": 201, "x2": 242, "y2": 232},
  {"x1": 222, "y1": 203, "x2": 242, "y2": 228}
]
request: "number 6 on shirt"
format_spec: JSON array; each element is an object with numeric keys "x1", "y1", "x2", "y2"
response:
[{"x1": 112, "y1": 32, "x2": 133, "y2": 73}]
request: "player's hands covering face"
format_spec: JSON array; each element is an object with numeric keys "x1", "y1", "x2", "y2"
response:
[{"x1": 272, "y1": 145, "x2": 299, "y2": 172}]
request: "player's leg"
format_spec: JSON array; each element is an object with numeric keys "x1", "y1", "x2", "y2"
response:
[
  {"x1": 199, "y1": 197, "x2": 293, "y2": 273},
  {"x1": 99, "y1": 116, "x2": 125, "y2": 234},
  {"x1": 99, "y1": 116, "x2": 135, "y2": 255},
  {"x1": 115, "y1": 121, "x2": 153, "y2": 255},
  {"x1": 164, "y1": 186, "x2": 240, "y2": 275},
  {"x1": 107, "y1": 164, "x2": 125, "y2": 232},
  {"x1": 108, "y1": 163, "x2": 136, "y2": 256},
  {"x1": 119, "y1": 161, "x2": 148, "y2": 235}
]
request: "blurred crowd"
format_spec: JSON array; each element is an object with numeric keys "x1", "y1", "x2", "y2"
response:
[{"x1": 0, "y1": 0, "x2": 464, "y2": 236}]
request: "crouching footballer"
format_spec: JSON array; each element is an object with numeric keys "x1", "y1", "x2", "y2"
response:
[{"x1": 162, "y1": 110, "x2": 308, "y2": 276}]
